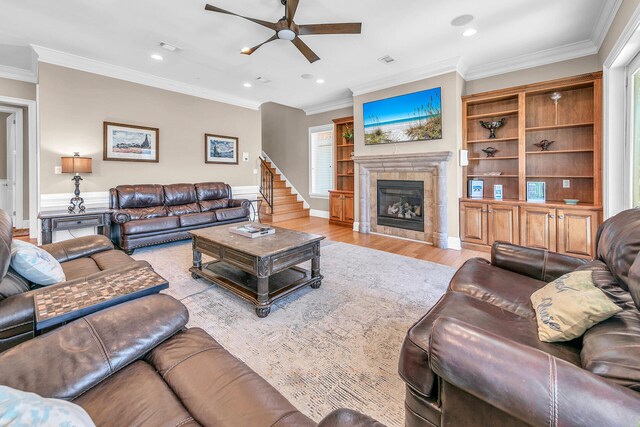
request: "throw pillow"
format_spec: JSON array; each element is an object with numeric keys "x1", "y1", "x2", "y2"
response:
[
  {"x1": 0, "y1": 385, "x2": 95, "y2": 426},
  {"x1": 10, "y1": 240, "x2": 66, "y2": 285},
  {"x1": 531, "y1": 270, "x2": 622, "y2": 342}
]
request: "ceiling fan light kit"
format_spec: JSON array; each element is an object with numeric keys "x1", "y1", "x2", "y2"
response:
[{"x1": 204, "y1": 0, "x2": 362, "y2": 63}]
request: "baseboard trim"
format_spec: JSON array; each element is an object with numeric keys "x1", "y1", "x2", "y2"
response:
[
  {"x1": 447, "y1": 237, "x2": 462, "y2": 251},
  {"x1": 310, "y1": 209, "x2": 330, "y2": 219}
]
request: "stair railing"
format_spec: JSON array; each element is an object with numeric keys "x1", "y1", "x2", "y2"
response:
[{"x1": 259, "y1": 157, "x2": 274, "y2": 209}]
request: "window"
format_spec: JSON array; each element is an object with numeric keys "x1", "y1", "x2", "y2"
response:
[{"x1": 309, "y1": 124, "x2": 334, "y2": 198}]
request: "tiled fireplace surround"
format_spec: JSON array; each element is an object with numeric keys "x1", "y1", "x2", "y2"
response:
[{"x1": 352, "y1": 152, "x2": 452, "y2": 249}]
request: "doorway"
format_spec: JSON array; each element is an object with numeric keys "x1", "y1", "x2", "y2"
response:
[{"x1": 0, "y1": 106, "x2": 23, "y2": 227}]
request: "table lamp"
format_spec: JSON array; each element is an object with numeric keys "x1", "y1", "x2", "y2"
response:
[{"x1": 61, "y1": 152, "x2": 92, "y2": 213}]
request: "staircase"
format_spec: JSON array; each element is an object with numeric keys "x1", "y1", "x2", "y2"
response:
[{"x1": 259, "y1": 160, "x2": 309, "y2": 223}]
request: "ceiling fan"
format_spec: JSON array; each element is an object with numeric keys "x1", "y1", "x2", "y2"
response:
[{"x1": 204, "y1": 0, "x2": 362, "y2": 63}]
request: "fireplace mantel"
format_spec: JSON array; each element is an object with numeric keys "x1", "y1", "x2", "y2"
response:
[{"x1": 353, "y1": 152, "x2": 452, "y2": 248}]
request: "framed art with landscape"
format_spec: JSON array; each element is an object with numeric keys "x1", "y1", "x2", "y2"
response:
[
  {"x1": 103, "y1": 122, "x2": 159, "y2": 162},
  {"x1": 205, "y1": 134, "x2": 238, "y2": 165}
]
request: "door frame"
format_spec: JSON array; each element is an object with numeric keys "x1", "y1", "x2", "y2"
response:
[
  {"x1": 0, "y1": 107, "x2": 23, "y2": 226},
  {"x1": 0, "y1": 96, "x2": 37, "y2": 235}
]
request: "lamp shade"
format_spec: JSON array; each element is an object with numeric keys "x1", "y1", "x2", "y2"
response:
[{"x1": 61, "y1": 154, "x2": 92, "y2": 174}]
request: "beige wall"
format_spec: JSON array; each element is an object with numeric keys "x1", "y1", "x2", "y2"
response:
[
  {"x1": 261, "y1": 102, "x2": 353, "y2": 211},
  {"x1": 0, "y1": 77, "x2": 36, "y2": 101},
  {"x1": 600, "y1": 0, "x2": 640, "y2": 64},
  {"x1": 39, "y1": 63, "x2": 261, "y2": 196},
  {"x1": 353, "y1": 71, "x2": 464, "y2": 239},
  {"x1": 0, "y1": 113, "x2": 7, "y2": 179},
  {"x1": 465, "y1": 55, "x2": 602, "y2": 95}
]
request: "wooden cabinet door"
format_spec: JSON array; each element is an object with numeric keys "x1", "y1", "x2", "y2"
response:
[
  {"x1": 329, "y1": 193, "x2": 343, "y2": 222},
  {"x1": 343, "y1": 193, "x2": 354, "y2": 223},
  {"x1": 488, "y1": 204, "x2": 519, "y2": 246},
  {"x1": 557, "y1": 209, "x2": 599, "y2": 258},
  {"x1": 520, "y1": 207, "x2": 557, "y2": 251},
  {"x1": 460, "y1": 202, "x2": 487, "y2": 245}
]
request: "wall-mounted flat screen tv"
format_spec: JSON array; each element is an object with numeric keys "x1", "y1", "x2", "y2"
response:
[{"x1": 363, "y1": 87, "x2": 442, "y2": 145}]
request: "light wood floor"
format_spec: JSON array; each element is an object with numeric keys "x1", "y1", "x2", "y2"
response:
[{"x1": 274, "y1": 216, "x2": 489, "y2": 269}]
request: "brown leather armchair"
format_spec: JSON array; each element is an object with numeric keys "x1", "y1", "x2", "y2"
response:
[
  {"x1": 0, "y1": 209, "x2": 151, "y2": 352},
  {"x1": 0, "y1": 294, "x2": 382, "y2": 427},
  {"x1": 399, "y1": 208, "x2": 640, "y2": 427},
  {"x1": 109, "y1": 182, "x2": 251, "y2": 254}
]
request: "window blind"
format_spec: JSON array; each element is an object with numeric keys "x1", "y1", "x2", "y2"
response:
[{"x1": 310, "y1": 126, "x2": 334, "y2": 197}]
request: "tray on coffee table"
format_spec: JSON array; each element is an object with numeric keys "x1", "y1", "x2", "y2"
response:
[{"x1": 34, "y1": 266, "x2": 168, "y2": 331}]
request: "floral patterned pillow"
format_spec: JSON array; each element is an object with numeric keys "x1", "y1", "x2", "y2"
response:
[
  {"x1": 10, "y1": 240, "x2": 65, "y2": 285},
  {"x1": 531, "y1": 270, "x2": 622, "y2": 342},
  {"x1": 0, "y1": 386, "x2": 95, "y2": 426}
]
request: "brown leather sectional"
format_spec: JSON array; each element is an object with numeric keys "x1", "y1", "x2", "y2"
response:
[
  {"x1": 400, "y1": 208, "x2": 640, "y2": 426},
  {"x1": 110, "y1": 182, "x2": 250, "y2": 254},
  {"x1": 0, "y1": 293, "x2": 382, "y2": 427},
  {"x1": 0, "y1": 209, "x2": 150, "y2": 352}
]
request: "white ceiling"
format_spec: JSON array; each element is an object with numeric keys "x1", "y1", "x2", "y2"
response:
[{"x1": 0, "y1": 0, "x2": 621, "y2": 111}]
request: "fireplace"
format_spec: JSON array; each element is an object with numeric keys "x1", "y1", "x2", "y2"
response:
[{"x1": 377, "y1": 180, "x2": 424, "y2": 232}]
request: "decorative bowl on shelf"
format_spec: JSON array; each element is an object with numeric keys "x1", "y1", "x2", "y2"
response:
[
  {"x1": 563, "y1": 199, "x2": 580, "y2": 205},
  {"x1": 534, "y1": 139, "x2": 555, "y2": 151},
  {"x1": 479, "y1": 118, "x2": 505, "y2": 139},
  {"x1": 481, "y1": 147, "x2": 499, "y2": 157}
]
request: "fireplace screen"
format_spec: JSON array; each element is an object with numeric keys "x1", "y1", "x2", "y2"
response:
[{"x1": 377, "y1": 180, "x2": 424, "y2": 232}]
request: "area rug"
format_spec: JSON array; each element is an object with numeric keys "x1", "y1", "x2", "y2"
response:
[{"x1": 133, "y1": 240, "x2": 455, "y2": 426}]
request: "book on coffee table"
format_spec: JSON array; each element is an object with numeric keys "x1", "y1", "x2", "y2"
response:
[{"x1": 230, "y1": 224, "x2": 275, "y2": 238}]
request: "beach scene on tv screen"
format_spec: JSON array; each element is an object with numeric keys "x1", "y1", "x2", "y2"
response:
[{"x1": 364, "y1": 87, "x2": 442, "y2": 145}]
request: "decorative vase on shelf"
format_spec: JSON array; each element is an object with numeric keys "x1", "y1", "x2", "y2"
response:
[{"x1": 479, "y1": 118, "x2": 506, "y2": 139}]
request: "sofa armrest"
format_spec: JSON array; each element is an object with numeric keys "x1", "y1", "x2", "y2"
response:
[
  {"x1": 491, "y1": 242, "x2": 588, "y2": 282},
  {"x1": 41, "y1": 235, "x2": 115, "y2": 263},
  {"x1": 0, "y1": 293, "x2": 34, "y2": 341},
  {"x1": 0, "y1": 294, "x2": 188, "y2": 399},
  {"x1": 229, "y1": 198, "x2": 251, "y2": 210},
  {"x1": 318, "y1": 409, "x2": 385, "y2": 427},
  {"x1": 111, "y1": 210, "x2": 131, "y2": 224},
  {"x1": 429, "y1": 317, "x2": 640, "y2": 427}
]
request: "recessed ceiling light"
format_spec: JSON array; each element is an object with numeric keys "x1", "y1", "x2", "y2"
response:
[
  {"x1": 160, "y1": 42, "x2": 179, "y2": 52},
  {"x1": 243, "y1": 82, "x2": 252, "y2": 88},
  {"x1": 316, "y1": 79, "x2": 325, "y2": 84},
  {"x1": 301, "y1": 74, "x2": 314, "y2": 79},
  {"x1": 462, "y1": 28, "x2": 478, "y2": 37},
  {"x1": 151, "y1": 53, "x2": 164, "y2": 61},
  {"x1": 451, "y1": 14, "x2": 474, "y2": 27}
]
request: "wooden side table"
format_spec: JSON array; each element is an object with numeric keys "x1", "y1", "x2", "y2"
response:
[{"x1": 39, "y1": 208, "x2": 112, "y2": 245}]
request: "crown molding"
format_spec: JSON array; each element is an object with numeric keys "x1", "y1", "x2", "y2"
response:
[
  {"x1": 0, "y1": 64, "x2": 37, "y2": 83},
  {"x1": 592, "y1": 0, "x2": 624, "y2": 48},
  {"x1": 303, "y1": 97, "x2": 353, "y2": 115},
  {"x1": 349, "y1": 57, "x2": 464, "y2": 97},
  {"x1": 465, "y1": 39, "x2": 599, "y2": 81},
  {"x1": 32, "y1": 45, "x2": 262, "y2": 110}
]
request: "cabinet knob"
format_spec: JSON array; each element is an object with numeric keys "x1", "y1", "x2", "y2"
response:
[
  {"x1": 550, "y1": 214, "x2": 555, "y2": 219},
  {"x1": 558, "y1": 215, "x2": 564, "y2": 219}
]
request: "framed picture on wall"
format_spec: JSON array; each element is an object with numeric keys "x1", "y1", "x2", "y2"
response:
[
  {"x1": 205, "y1": 134, "x2": 238, "y2": 165},
  {"x1": 103, "y1": 122, "x2": 159, "y2": 162}
]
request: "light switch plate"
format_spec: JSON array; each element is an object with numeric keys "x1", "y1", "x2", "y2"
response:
[
  {"x1": 242, "y1": 152, "x2": 249, "y2": 162},
  {"x1": 563, "y1": 179, "x2": 570, "y2": 188},
  {"x1": 54, "y1": 166, "x2": 62, "y2": 175},
  {"x1": 253, "y1": 168, "x2": 258, "y2": 175}
]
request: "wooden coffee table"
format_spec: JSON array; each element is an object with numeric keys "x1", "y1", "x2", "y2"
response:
[{"x1": 189, "y1": 222, "x2": 325, "y2": 317}]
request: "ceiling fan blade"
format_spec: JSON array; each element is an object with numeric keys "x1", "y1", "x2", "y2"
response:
[
  {"x1": 286, "y1": 0, "x2": 299, "y2": 24},
  {"x1": 241, "y1": 35, "x2": 278, "y2": 55},
  {"x1": 291, "y1": 37, "x2": 320, "y2": 63},
  {"x1": 204, "y1": 4, "x2": 277, "y2": 30},
  {"x1": 298, "y1": 23, "x2": 362, "y2": 35}
]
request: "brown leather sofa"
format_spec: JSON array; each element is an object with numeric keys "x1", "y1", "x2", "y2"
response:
[
  {"x1": 399, "y1": 208, "x2": 640, "y2": 427},
  {"x1": 110, "y1": 182, "x2": 250, "y2": 254},
  {"x1": 0, "y1": 209, "x2": 151, "y2": 352},
  {"x1": 0, "y1": 293, "x2": 383, "y2": 427}
]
